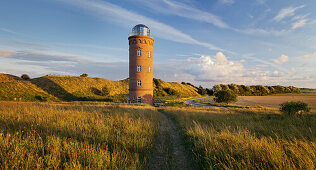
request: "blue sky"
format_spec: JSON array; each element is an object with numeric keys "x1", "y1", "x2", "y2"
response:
[{"x1": 0, "y1": 0, "x2": 315, "y2": 88}]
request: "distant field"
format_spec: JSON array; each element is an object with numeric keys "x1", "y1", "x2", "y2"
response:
[
  {"x1": 236, "y1": 93, "x2": 316, "y2": 113},
  {"x1": 198, "y1": 93, "x2": 316, "y2": 113}
]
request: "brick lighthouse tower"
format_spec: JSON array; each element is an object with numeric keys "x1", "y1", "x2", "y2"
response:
[{"x1": 128, "y1": 24, "x2": 154, "y2": 104}]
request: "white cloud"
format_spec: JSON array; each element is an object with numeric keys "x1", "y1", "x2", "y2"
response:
[
  {"x1": 58, "y1": 0, "x2": 222, "y2": 51},
  {"x1": 292, "y1": 19, "x2": 307, "y2": 29},
  {"x1": 0, "y1": 28, "x2": 17, "y2": 34},
  {"x1": 144, "y1": 0, "x2": 230, "y2": 28},
  {"x1": 186, "y1": 52, "x2": 244, "y2": 81},
  {"x1": 274, "y1": 54, "x2": 289, "y2": 64},
  {"x1": 273, "y1": 5, "x2": 305, "y2": 22},
  {"x1": 0, "y1": 50, "x2": 128, "y2": 80}
]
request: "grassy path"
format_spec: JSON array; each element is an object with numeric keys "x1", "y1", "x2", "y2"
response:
[{"x1": 150, "y1": 110, "x2": 193, "y2": 170}]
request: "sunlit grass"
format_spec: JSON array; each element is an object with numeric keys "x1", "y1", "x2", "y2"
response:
[
  {"x1": 0, "y1": 102, "x2": 159, "y2": 169},
  {"x1": 162, "y1": 107, "x2": 316, "y2": 169}
]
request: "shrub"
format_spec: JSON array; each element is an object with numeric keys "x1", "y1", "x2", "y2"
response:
[
  {"x1": 21, "y1": 74, "x2": 30, "y2": 80},
  {"x1": 101, "y1": 87, "x2": 110, "y2": 96},
  {"x1": 164, "y1": 88, "x2": 178, "y2": 95},
  {"x1": 80, "y1": 73, "x2": 88, "y2": 77},
  {"x1": 280, "y1": 101, "x2": 310, "y2": 116},
  {"x1": 214, "y1": 90, "x2": 237, "y2": 104}
]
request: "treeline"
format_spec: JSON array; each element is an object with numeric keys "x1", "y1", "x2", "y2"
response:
[
  {"x1": 181, "y1": 82, "x2": 213, "y2": 95},
  {"x1": 213, "y1": 84, "x2": 301, "y2": 96},
  {"x1": 153, "y1": 79, "x2": 212, "y2": 96}
]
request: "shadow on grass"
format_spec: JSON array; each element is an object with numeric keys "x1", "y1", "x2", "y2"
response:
[{"x1": 30, "y1": 77, "x2": 115, "y2": 102}]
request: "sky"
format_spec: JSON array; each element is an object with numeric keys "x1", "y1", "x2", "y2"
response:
[{"x1": 0, "y1": 0, "x2": 316, "y2": 88}]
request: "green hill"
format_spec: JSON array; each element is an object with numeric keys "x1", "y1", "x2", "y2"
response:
[{"x1": 0, "y1": 73, "x2": 200, "y2": 102}]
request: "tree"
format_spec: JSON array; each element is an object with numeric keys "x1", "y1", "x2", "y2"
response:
[
  {"x1": 80, "y1": 73, "x2": 88, "y2": 77},
  {"x1": 206, "y1": 88, "x2": 213, "y2": 96},
  {"x1": 212, "y1": 84, "x2": 222, "y2": 93},
  {"x1": 280, "y1": 101, "x2": 310, "y2": 116},
  {"x1": 213, "y1": 90, "x2": 237, "y2": 104},
  {"x1": 21, "y1": 74, "x2": 30, "y2": 80},
  {"x1": 198, "y1": 85, "x2": 207, "y2": 95}
]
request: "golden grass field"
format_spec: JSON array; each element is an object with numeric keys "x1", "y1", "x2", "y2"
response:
[
  {"x1": 0, "y1": 101, "x2": 159, "y2": 169},
  {"x1": 162, "y1": 106, "x2": 316, "y2": 169},
  {"x1": 0, "y1": 100, "x2": 315, "y2": 169}
]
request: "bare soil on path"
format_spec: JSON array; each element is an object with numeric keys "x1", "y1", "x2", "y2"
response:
[{"x1": 150, "y1": 110, "x2": 193, "y2": 170}]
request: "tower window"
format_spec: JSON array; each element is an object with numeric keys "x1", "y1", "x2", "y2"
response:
[
  {"x1": 149, "y1": 66, "x2": 151, "y2": 72},
  {"x1": 148, "y1": 51, "x2": 151, "y2": 58},
  {"x1": 137, "y1": 66, "x2": 141, "y2": 72},
  {"x1": 137, "y1": 80, "x2": 141, "y2": 86},
  {"x1": 137, "y1": 96, "x2": 141, "y2": 103},
  {"x1": 143, "y1": 40, "x2": 146, "y2": 43},
  {"x1": 137, "y1": 50, "x2": 141, "y2": 56}
]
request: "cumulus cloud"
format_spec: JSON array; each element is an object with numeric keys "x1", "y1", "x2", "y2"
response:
[
  {"x1": 0, "y1": 50, "x2": 14, "y2": 56},
  {"x1": 274, "y1": 54, "x2": 289, "y2": 64},
  {"x1": 186, "y1": 52, "x2": 244, "y2": 81},
  {"x1": 273, "y1": 5, "x2": 305, "y2": 22}
]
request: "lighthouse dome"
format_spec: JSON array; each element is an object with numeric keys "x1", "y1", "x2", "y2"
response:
[{"x1": 130, "y1": 24, "x2": 151, "y2": 37}]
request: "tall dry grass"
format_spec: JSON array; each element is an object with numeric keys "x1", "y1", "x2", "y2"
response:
[
  {"x1": 0, "y1": 102, "x2": 159, "y2": 169},
  {"x1": 162, "y1": 107, "x2": 316, "y2": 169}
]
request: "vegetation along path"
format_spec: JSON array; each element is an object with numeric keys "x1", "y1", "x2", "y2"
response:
[{"x1": 150, "y1": 110, "x2": 193, "y2": 170}]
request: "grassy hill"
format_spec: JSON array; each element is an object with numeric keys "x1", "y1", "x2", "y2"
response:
[{"x1": 0, "y1": 73, "x2": 200, "y2": 102}]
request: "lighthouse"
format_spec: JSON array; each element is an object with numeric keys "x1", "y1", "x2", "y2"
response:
[{"x1": 128, "y1": 24, "x2": 154, "y2": 104}]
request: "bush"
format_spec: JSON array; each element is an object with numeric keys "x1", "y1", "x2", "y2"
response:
[
  {"x1": 280, "y1": 101, "x2": 310, "y2": 116},
  {"x1": 101, "y1": 87, "x2": 110, "y2": 96},
  {"x1": 80, "y1": 73, "x2": 88, "y2": 77},
  {"x1": 164, "y1": 88, "x2": 178, "y2": 95},
  {"x1": 21, "y1": 74, "x2": 30, "y2": 80},
  {"x1": 214, "y1": 90, "x2": 237, "y2": 104}
]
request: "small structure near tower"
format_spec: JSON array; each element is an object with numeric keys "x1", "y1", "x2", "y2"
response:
[{"x1": 128, "y1": 24, "x2": 154, "y2": 104}]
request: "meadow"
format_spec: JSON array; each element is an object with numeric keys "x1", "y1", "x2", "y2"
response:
[
  {"x1": 0, "y1": 102, "x2": 159, "y2": 169},
  {"x1": 1, "y1": 96, "x2": 316, "y2": 169},
  {"x1": 162, "y1": 106, "x2": 316, "y2": 169}
]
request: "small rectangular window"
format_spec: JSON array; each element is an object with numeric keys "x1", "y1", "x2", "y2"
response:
[
  {"x1": 148, "y1": 51, "x2": 151, "y2": 58},
  {"x1": 137, "y1": 96, "x2": 141, "y2": 103},
  {"x1": 137, "y1": 66, "x2": 141, "y2": 72},
  {"x1": 137, "y1": 50, "x2": 141, "y2": 56},
  {"x1": 149, "y1": 66, "x2": 151, "y2": 72},
  {"x1": 137, "y1": 80, "x2": 141, "y2": 86}
]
